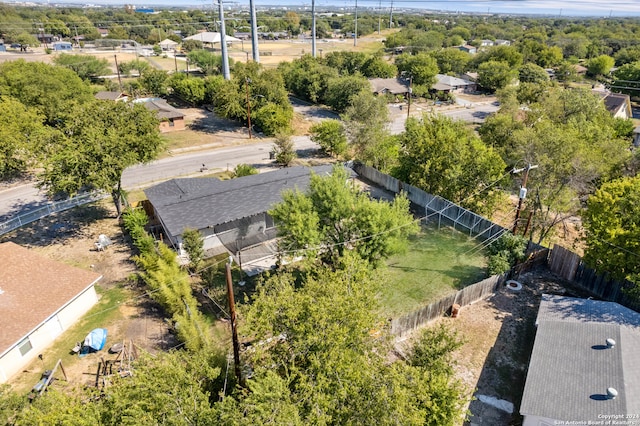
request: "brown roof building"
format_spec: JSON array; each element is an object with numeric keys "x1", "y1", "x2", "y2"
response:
[{"x1": 0, "y1": 242, "x2": 102, "y2": 383}]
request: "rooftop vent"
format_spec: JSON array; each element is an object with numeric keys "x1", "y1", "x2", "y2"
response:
[
  {"x1": 607, "y1": 388, "x2": 618, "y2": 400},
  {"x1": 606, "y1": 338, "x2": 616, "y2": 349}
]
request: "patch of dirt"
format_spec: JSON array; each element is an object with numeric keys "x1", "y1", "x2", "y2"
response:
[{"x1": 413, "y1": 269, "x2": 597, "y2": 425}]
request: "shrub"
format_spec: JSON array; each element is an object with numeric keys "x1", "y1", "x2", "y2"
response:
[{"x1": 486, "y1": 233, "x2": 528, "y2": 275}]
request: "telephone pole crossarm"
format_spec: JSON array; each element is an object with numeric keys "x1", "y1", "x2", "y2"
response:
[{"x1": 511, "y1": 164, "x2": 538, "y2": 234}]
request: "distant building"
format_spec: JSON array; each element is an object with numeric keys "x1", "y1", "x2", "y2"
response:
[
  {"x1": 135, "y1": 98, "x2": 186, "y2": 133},
  {"x1": 601, "y1": 92, "x2": 632, "y2": 120},
  {"x1": 0, "y1": 39, "x2": 5, "y2": 52},
  {"x1": 457, "y1": 44, "x2": 477, "y2": 55},
  {"x1": 432, "y1": 74, "x2": 477, "y2": 93},
  {"x1": 94, "y1": 91, "x2": 129, "y2": 102},
  {"x1": 369, "y1": 77, "x2": 410, "y2": 96},
  {"x1": 52, "y1": 41, "x2": 72, "y2": 51},
  {"x1": 480, "y1": 39, "x2": 494, "y2": 47},
  {"x1": 495, "y1": 39, "x2": 511, "y2": 46}
]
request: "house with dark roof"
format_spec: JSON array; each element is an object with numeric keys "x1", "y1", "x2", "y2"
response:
[
  {"x1": 520, "y1": 294, "x2": 640, "y2": 426},
  {"x1": 369, "y1": 78, "x2": 410, "y2": 97},
  {"x1": 457, "y1": 44, "x2": 477, "y2": 54},
  {"x1": 602, "y1": 92, "x2": 632, "y2": 120},
  {"x1": 144, "y1": 165, "x2": 338, "y2": 257},
  {"x1": 134, "y1": 98, "x2": 186, "y2": 132},
  {"x1": 0, "y1": 242, "x2": 102, "y2": 383}
]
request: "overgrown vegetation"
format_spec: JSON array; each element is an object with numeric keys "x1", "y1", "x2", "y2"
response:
[{"x1": 486, "y1": 233, "x2": 528, "y2": 275}]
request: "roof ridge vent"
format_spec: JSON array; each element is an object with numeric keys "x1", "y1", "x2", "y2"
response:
[
  {"x1": 606, "y1": 338, "x2": 616, "y2": 348},
  {"x1": 607, "y1": 388, "x2": 618, "y2": 399}
]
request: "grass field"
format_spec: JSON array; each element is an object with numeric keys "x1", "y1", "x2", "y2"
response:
[{"x1": 379, "y1": 225, "x2": 489, "y2": 317}]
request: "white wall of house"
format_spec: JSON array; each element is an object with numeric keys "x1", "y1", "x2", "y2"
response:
[
  {"x1": 522, "y1": 414, "x2": 558, "y2": 426},
  {"x1": 0, "y1": 285, "x2": 98, "y2": 384}
]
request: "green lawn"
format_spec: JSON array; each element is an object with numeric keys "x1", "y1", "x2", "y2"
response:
[{"x1": 379, "y1": 225, "x2": 489, "y2": 317}]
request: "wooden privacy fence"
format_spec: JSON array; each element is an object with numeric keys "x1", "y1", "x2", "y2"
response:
[
  {"x1": 548, "y1": 244, "x2": 639, "y2": 311},
  {"x1": 353, "y1": 163, "x2": 508, "y2": 242},
  {"x1": 390, "y1": 273, "x2": 508, "y2": 337}
]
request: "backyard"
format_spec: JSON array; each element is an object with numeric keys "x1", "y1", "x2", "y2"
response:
[{"x1": 380, "y1": 224, "x2": 489, "y2": 317}]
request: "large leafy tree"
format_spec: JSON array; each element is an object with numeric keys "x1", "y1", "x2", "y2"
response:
[
  {"x1": 230, "y1": 254, "x2": 467, "y2": 425},
  {"x1": 39, "y1": 100, "x2": 163, "y2": 215},
  {"x1": 0, "y1": 97, "x2": 50, "y2": 179},
  {"x1": 477, "y1": 60, "x2": 517, "y2": 92},
  {"x1": 0, "y1": 60, "x2": 93, "y2": 124},
  {"x1": 397, "y1": 115, "x2": 507, "y2": 215},
  {"x1": 269, "y1": 165, "x2": 419, "y2": 266},
  {"x1": 394, "y1": 52, "x2": 439, "y2": 94},
  {"x1": 583, "y1": 176, "x2": 640, "y2": 291},
  {"x1": 53, "y1": 53, "x2": 111, "y2": 81}
]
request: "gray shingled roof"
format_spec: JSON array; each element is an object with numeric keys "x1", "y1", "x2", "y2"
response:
[
  {"x1": 145, "y1": 165, "x2": 337, "y2": 238},
  {"x1": 521, "y1": 294, "x2": 640, "y2": 422}
]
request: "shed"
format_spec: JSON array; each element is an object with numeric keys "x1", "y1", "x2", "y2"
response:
[{"x1": 0, "y1": 242, "x2": 102, "y2": 383}]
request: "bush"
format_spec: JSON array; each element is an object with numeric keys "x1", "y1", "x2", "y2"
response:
[
  {"x1": 487, "y1": 233, "x2": 528, "y2": 275},
  {"x1": 234, "y1": 163, "x2": 258, "y2": 177}
]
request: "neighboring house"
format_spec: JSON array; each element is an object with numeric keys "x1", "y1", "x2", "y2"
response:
[
  {"x1": 183, "y1": 32, "x2": 241, "y2": 45},
  {"x1": 52, "y1": 41, "x2": 72, "y2": 51},
  {"x1": 0, "y1": 242, "x2": 102, "y2": 383},
  {"x1": 94, "y1": 91, "x2": 129, "y2": 102},
  {"x1": 520, "y1": 294, "x2": 640, "y2": 426},
  {"x1": 143, "y1": 165, "x2": 337, "y2": 256},
  {"x1": 369, "y1": 77, "x2": 410, "y2": 97},
  {"x1": 432, "y1": 74, "x2": 477, "y2": 93},
  {"x1": 457, "y1": 44, "x2": 477, "y2": 54},
  {"x1": 97, "y1": 28, "x2": 109, "y2": 38},
  {"x1": 572, "y1": 63, "x2": 588, "y2": 75},
  {"x1": 159, "y1": 38, "x2": 178, "y2": 51},
  {"x1": 134, "y1": 98, "x2": 185, "y2": 132},
  {"x1": 495, "y1": 39, "x2": 511, "y2": 46},
  {"x1": 0, "y1": 40, "x2": 6, "y2": 52},
  {"x1": 602, "y1": 92, "x2": 632, "y2": 120},
  {"x1": 36, "y1": 33, "x2": 56, "y2": 44},
  {"x1": 480, "y1": 39, "x2": 494, "y2": 47}
]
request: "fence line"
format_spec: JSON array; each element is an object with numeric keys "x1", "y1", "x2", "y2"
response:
[
  {"x1": 390, "y1": 273, "x2": 508, "y2": 337},
  {"x1": 353, "y1": 163, "x2": 509, "y2": 241},
  {"x1": 548, "y1": 244, "x2": 639, "y2": 311},
  {"x1": 0, "y1": 192, "x2": 107, "y2": 236}
]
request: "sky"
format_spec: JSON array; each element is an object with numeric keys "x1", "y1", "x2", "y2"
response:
[{"x1": 36, "y1": 0, "x2": 640, "y2": 16}]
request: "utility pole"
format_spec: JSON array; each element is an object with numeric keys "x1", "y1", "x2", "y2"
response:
[
  {"x1": 406, "y1": 75, "x2": 412, "y2": 119},
  {"x1": 225, "y1": 259, "x2": 243, "y2": 387},
  {"x1": 114, "y1": 55, "x2": 123, "y2": 91},
  {"x1": 245, "y1": 78, "x2": 252, "y2": 139},
  {"x1": 216, "y1": 0, "x2": 231, "y2": 80},
  {"x1": 249, "y1": 0, "x2": 260, "y2": 62},
  {"x1": 512, "y1": 164, "x2": 538, "y2": 234},
  {"x1": 173, "y1": 50, "x2": 178, "y2": 73},
  {"x1": 311, "y1": 0, "x2": 316, "y2": 57},
  {"x1": 354, "y1": 0, "x2": 358, "y2": 47}
]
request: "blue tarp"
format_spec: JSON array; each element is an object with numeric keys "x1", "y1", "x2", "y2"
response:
[{"x1": 83, "y1": 328, "x2": 107, "y2": 351}]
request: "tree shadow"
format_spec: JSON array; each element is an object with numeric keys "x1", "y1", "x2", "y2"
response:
[
  {"x1": 1, "y1": 203, "x2": 113, "y2": 247},
  {"x1": 188, "y1": 109, "x2": 245, "y2": 134}
]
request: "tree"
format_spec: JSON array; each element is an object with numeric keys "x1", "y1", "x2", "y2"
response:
[
  {"x1": 278, "y1": 55, "x2": 338, "y2": 103},
  {"x1": 187, "y1": 49, "x2": 225, "y2": 75},
  {"x1": 431, "y1": 48, "x2": 471, "y2": 75},
  {"x1": 473, "y1": 45, "x2": 523, "y2": 69},
  {"x1": 252, "y1": 102, "x2": 293, "y2": 136},
  {"x1": 324, "y1": 75, "x2": 370, "y2": 113},
  {"x1": 39, "y1": 100, "x2": 163, "y2": 216},
  {"x1": 395, "y1": 52, "x2": 439, "y2": 89},
  {"x1": 583, "y1": 176, "x2": 640, "y2": 290},
  {"x1": 53, "y1": 54, "x2": 111, "y2": 81},
  {"x1": 118, "y1": 59, "x2": 151, "y2": 77},
  {"x1": 477, "y1": 60, "x2": 517, "y2": 92},
  {"x1": 0, "y1": 60, "x2": 93, "y2": 124},
  {"x1": 0, "y1": 97, "x2": 49, "y2": 179},
  {"x1": 182, "y1": 228, "x2": 204, "y2": 271},
  {"x1": 587, "y1": 54, "x2": 615, "y2": 77},
  {"x1": 140, "y1": 69, "x2": 169, "y2": 96},
  {"x1": 397, "y1": 115, "x2": 507, "y2": 215},
  {"x1": 269, "y1": 165, "x2": 419, "y2": 266},
  {"x1": 181, "y1": 39, "x2": 203, "y2": 52},
  {"x1": 171, "y1": 75, "x2": 206, "y2": 105},
  {"x1": 272, "y1": 132, "x2": 296, "y2": 166},
  {"x1": 518, "y1": 63, "x2": 550, "y2": 85},
  {"x1": 309, "y1": 119, "x2": 347, "y2": 157}
]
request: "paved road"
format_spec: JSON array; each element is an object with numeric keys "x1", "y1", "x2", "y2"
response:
[
  {"x1": 0, "y1": 137, "x2": 318, "y2": 222},
  {"x1": 387, "y1": 102, "x2": 500, "y2": 134}
]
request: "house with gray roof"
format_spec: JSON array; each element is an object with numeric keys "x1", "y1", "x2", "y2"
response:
[
  {"x1": 369, "y1": 78, "x2": 410, "y2": 97},
  {"x1": 432, "y1": 74, "x2": 477, "y2": 93},
  {"x1": 144, "y1": 165, "x2": 339, "y2": 257},
  {"x1": 520, "y1": 294, "x2": 640, "y2": 426}
]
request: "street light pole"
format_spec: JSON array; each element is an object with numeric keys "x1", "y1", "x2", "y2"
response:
[{"x1": 512, "y1": 164, "x2": 538, "y2": 234}]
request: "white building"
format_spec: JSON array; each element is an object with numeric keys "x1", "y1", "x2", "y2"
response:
[{"x1": 0, "y1": 242, "x2": 102, "y2": 383}]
